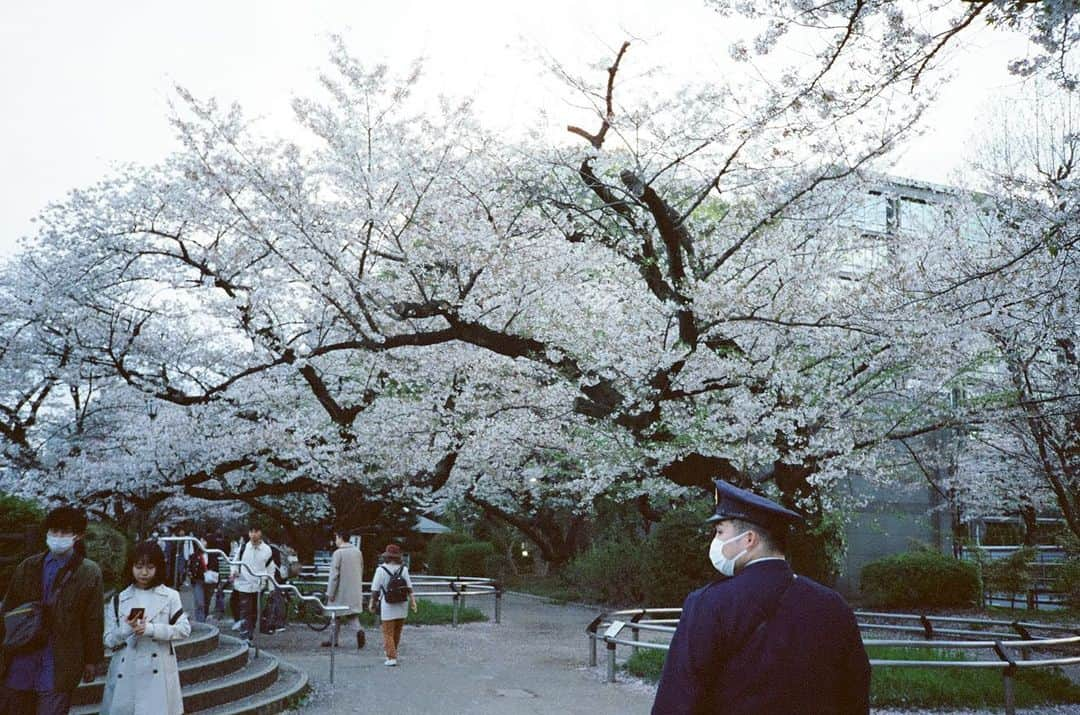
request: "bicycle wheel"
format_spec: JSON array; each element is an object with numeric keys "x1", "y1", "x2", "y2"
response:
[{"x1": 299, "y1": 591, "x2": 332, "y2": 631}]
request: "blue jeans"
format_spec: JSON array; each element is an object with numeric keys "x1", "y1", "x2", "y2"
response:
[{"x1": 192, "y1": 582, "x2": 214, "y2": 622}]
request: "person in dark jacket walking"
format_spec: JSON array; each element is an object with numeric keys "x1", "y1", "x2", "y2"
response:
[
  {"x1": 0, "y1": 506, "x2": 104, "y2": 715},
  {"x1": 652, "y1": 479, "x2": 870, "y2": 715}
]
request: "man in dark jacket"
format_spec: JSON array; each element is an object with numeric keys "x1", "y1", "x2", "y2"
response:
[
  {"x1": 0, "y1": 506, "x2": 104, "y2": 715},
  {"x1": 652, "y1": 480, "x2": 870, "y2": 715}
]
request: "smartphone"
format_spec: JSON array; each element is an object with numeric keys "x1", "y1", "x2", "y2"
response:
[{"x1": 128, "y1": 607, "x2": 145, "y2": 621}]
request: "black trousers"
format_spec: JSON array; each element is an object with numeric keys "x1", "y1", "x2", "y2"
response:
[
  {"x1": 0, "y1": 686, "x2": 72, "y2": 715},
  {"x1": 235, "y1": 590, "x2": 259, "y2": 638}
]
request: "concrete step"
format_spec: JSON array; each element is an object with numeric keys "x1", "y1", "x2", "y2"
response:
[
  {"x1": 100, "y1": 621, "x2": 220, "y2": 664},
  {"x1": 189, "y1": 661, "x2": 309, "y2": 715},
  {"x1": 70, "y1": 649, "x2": 280, "y2": 715},
  {"x1": 73, "y1": 634, "x2": 249, "y2": 706},
  {"x1": 181, "y1": 651, "x2": 280, "y2": 713}
]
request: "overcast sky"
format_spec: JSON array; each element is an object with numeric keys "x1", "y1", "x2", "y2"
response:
[{"x1": 0, "y1": 1, "x2": 1034, "y2": 259}]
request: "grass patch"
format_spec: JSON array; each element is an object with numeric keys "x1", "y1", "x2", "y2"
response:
[
  {"x1": 354, "y1": 599, "x2": 487, "y2": 626},
  {"x1": 869, "y1": 646, "x2": 1080, "y2": 709},
  {"x1": 504, "y1": 574, "x2": 581, "y2": 604},
  {"x1": 619, "y1": 645, "x2": 1080, "y2": 710},
  {"x1": 287, "y1": 596, "x2": 486, "y2": 627},
  {"x1": 624, "y1": 648, "x2": 666, "y2": 682}
]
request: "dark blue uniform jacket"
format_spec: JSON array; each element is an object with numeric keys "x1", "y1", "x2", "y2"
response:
[{"x1": 652, "y1": 559, "x2": 869, "y2": 714}]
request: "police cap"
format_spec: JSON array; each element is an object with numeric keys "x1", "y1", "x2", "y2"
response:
[{"x1": 705, "y1": 479, "x2": 803, "y2": 533}]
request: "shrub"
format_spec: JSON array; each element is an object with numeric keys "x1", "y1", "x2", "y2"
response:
[
  {"x1": 422, "y1": 533, "x2": 474, "y2": 574},
  {"x1": 0, "y1": 494, "x2": 44, "y2": 595},
  {"x1": 1055, "y1": 532, "x2": 1080, "y2": 611},
  {"x1": 563, "y1": 538, "x2": 649, "y2": 605},
  {"x1": 640, "y1": 504, "x2": 715, "y2": 607},
  {"x1": 84, "y1": 521, "x2": 130, "y2": 592},
  {"x1": 444, "y1": 541, "x2": 496, "y2": 576},
  {"x1": 860, "y1": 549, "x2": 979, "y2": 608},
  {"x1": 981, "y1": 547, "x2": 1036, "y2": 608},
  {"x1": 483, "y1": 552, "x2": 514, "y2": 582}
]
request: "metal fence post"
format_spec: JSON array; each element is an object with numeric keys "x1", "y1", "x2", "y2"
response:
[
  {"x1": 452, "y1": 590, "x2": 460, "y2": 628},
  {"x1": 606, "y1": 640, "x2": 617, "y2": 683},
  {"x1": 494, "y1": 584, "x2": 502, "y2": 625},
  {"x1": 329, "y1": 611, "x2": 337, "y2": 685},
  {"x1": 253, "y1": 578, "x2": 262, "y2": 658},
  {"x1": 1002, "y1": 668, "x2": 1016, "y2": 715},
  {"x1": 589, "y1": 633, "x2": 598, "y2": 667},
  {"x1": 631, "y1": 610, "x2": 644, "y2": 642},
  {"x1": 992, "y1": 641, "x2": 1018, "y2": 715}
]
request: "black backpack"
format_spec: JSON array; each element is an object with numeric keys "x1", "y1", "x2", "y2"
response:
[
  {"x1": 380, "y1": 565, "x2": 409, "y2": 604},
  {"x1": 186, "y1": 552, "x2": 206, "y2": 582}
]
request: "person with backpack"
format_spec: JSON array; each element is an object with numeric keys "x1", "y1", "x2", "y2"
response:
[
  {"x1": 368, "y1": 543, "x2": 416, "y2": 666},
  {"x1": 100, "y1": 541, "x2": 191, "y2": 715},
  {"x1": 229, "y1": 525, "x2": 273, "y2": 641},
  {"x1": 260, "y1": 542, "x2": 289, "y2": 634},
  {"x1": 187, "y1": 536, "x2": 218, "y2": 623}
]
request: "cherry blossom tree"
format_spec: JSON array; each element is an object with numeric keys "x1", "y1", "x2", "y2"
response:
[{"x1": 4, "y1": 2, "x2": 1069, "y2": 574}]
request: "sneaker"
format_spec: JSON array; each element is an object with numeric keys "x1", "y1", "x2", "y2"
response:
[
  {"x1": 230, "y1": 621, "x2": 245, "y2": 632},
  {"x1": 273, "y1": 627, "x2": 287, "y2": 634},
  {"x1": 320, "y1": 640, "x2": 337, "y2": 648},
  {"x1": 384, "y1": 658, "x2": 397, "y2": 666}
]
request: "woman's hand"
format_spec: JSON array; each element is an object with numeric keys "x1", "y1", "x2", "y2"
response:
[
  {"x1": 128, "y1": 617, "x2": 147, "y2": 636},
  {"x1": 410, "y1": 596, "x2": 418, "y2": 613}
]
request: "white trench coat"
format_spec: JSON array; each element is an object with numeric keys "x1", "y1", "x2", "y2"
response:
[{"x1": 101, "y1": 584, "x2": 191, "y2": 715}]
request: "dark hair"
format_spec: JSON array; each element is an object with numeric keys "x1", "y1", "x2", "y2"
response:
[
  {"x1": 333, "y1": 528, "x2": 350, "y2": 542},
  {"x1": 126, "y1": 541, "x2": 168, "y2": 588},
  {"x1": 729, "y1": 519, "x2": 786, "y2": 554},
  {"x1": 43, "y1": 506, "x2": 87, "y2": 535}
]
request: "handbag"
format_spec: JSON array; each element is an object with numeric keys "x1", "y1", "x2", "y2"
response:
[
  {"x1": 2, "y1": 601, "x2": 47, "y2": 653},
  {"x1": 2, "y1": 558, "x2": 77, "y2": 654},
  {"x1": 204, "y1": 569, "x2": 220, "y2": 584}
]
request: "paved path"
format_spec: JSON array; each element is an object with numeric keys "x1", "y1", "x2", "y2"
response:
[
  {"x1": 264, "y1": 592, "x2": 656, "y2": 715},
  {"x1": 189, "y1": 589, "x2": 1077, "y2": 714}
]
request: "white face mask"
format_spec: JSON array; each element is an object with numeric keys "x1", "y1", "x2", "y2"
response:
[
  {"x1": 46, "y1": 534, "x2": 76, "y2": 555},
  {"x1": 709, "y1": 531, "x2": 750, "y2": 577}
]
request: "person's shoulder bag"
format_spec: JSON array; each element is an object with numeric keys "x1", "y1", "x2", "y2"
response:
[{"x1": 2, "y1": 556, "x2": 79, "y2": 654}]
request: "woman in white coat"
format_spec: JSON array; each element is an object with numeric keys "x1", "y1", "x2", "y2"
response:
[{"x1": 101, "y1": 541, "x2": 192, "y2": 715}]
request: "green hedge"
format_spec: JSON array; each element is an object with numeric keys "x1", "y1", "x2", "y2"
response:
[
  {"x1": 981, "y1": 547, "x2": 1036, "y2": 607},
  {"x1": 563, "y1": 538, "x2": 649, "y2": 605},
  {"x1": 84, "y1": 521, "x2": 130, "y2": 592},
  {"x1": 0, "y1": 494, "x2": 44, "y2": 595},
  {"x1": 860, "y1": 549, "x2": 979, "y2": 608},
  {"x1": 422, "y1": 533, "x2": 475, "y2": 574},
  {"x1": 444, "y1": 541, "x2": 495, "y2": 576},
  {"x1": 563, "y1": 501, "x2": 716, "y2": 607}
]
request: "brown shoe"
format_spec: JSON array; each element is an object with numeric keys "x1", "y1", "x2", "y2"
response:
[{"x1": 320, "y1": 640, "x2": 336, "y2": 647}]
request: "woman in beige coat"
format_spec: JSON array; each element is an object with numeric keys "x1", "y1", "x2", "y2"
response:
[{"x1": 323, "y1": 530, "x2": 365, "y2": 648}]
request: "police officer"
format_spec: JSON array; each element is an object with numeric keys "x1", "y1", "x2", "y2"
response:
[{"x1": 652, "y1": 479, "x2": 870, "y2": 714}]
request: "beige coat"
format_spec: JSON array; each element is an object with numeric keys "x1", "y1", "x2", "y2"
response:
[
  {"x1": 327, "y1": 544, "x2": 364, "y2": 614},
  {"x1": 101, "y1": 584, "x2": 191, "y2": 715}
]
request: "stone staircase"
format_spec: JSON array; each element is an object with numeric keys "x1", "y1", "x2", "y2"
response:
[{"x1": 71, "y1": 622, "x2": 308, "y2": 714}]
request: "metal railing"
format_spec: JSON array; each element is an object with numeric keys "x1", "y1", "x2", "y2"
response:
[
  {"x1": 161, "y1": 537, "x2": 352, "y2": 683},
  {"x1": 585, "y1": 607, "x2": 1080, "y2": 715},
  {"x1": 290, "y1": 572, "x2": 503, "y2": 626}
]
